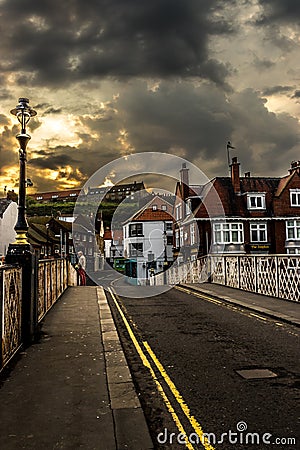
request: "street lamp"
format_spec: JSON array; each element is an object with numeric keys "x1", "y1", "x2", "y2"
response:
[
  {"x1": 5, "y1": 98, "x2": 37, "y2": 344},
  {"x1": 8, "y1": 98, "x2": 37, "y2": 249}
]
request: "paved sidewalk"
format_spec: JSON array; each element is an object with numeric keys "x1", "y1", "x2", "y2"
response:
[
  {"x1": 182, "y1": 282, "x2": 300, "y2": 327},
  {"x1": 0, "y1": 286, "x2": 153, "y2": 450}
]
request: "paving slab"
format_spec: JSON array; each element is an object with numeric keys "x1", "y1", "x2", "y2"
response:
[{"x1": 0, "y1": 285, "x2": 154, "y2": 450}]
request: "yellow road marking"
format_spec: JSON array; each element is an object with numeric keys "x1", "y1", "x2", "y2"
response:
[
  {"x1": 250, "y1": 313, "x2": 267, "y2": 321},
  {"x1": 176, "y1": 286, "x2": 277, "y2": 325},
  {"x1": 144, "y1": 340, "x2": 215, "y2": 450},
  {"x1": 176, "y1": 286, "x2": 223, "y2": 305},
  {"x1": 108, "y1": 287, "x2": 196, "y2": 450}
]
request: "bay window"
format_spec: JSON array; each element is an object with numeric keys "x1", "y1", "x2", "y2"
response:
[{"x1": 213, "y1": 222, "x2": 244, "y2": 244}]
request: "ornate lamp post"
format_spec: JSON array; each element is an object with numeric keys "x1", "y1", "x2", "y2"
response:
[
  {"x1": 7, "y1": 98, "x2": 37, "y2": 250},
  {"x1": 6, "y1": 98, "x2": 37, "y2": 344}
]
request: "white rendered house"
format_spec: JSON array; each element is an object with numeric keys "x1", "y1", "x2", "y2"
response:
[
  {"x1": 0, "y1": 200, "x2": 17, "y2": 256},
  {"x1": 123, "y1": 196, "x2": 174, "y2": 284}
]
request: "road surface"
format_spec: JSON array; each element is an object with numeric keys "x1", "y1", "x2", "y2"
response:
[{"x1": 106, "y1": 283, "x2": 299, "y2": 450}]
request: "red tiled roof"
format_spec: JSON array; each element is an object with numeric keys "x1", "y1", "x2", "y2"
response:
[
  {"x1": 103, "y1": 230, "x2": 112, "y2": 240},
  {"x1": 124, "y1": 195, "x2": 174, "y2": 223}
]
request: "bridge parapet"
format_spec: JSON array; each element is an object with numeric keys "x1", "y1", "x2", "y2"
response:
[
  {"x1": 0, "y1": 259, "x2": 77, "y2": 372},
  {"x1": 153, "y1": 255, "x2": 300, "y2": 302}
]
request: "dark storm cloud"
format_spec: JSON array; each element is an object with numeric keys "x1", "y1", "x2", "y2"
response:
[
  {"x1": 229, "y1": 89, "x2": 299, "y2": 175},
  {"x1": 257, "y1": 0, "x2": 300, "y2": 24},
  {"x1": 0, "y1": 125, "x2": 18, "y2": 172},
  {"x1": 0, "y1": 0, "x2": 235, "y2": 86},
  {"x1": 117, "y1": 81, "x2": 232, "y2": 159},
  {"x1": 0, "y1": 114, "x2": 9, "y2": 126},
  {"x1": 253, "y1": 57, "x2": 275, "y2": 71},
  {"x1": 108, "y1": 81, "x2": 300, "y2": 177},
  {"x1": 28, "y1": 150, "x2": 79, "y2": 170},
  {"x1": 262, "y1": 85, "x2": 295, "y2": 96},
  {"x1": 291, "y1": 90, "x2": 300, "y2": 99},
  {"x1": 42, "y1": 107, "x2": 63, "y2": 116}
]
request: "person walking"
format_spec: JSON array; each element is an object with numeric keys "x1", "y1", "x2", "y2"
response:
[{"x1": 77, "y1": 251, "x2": 86, "y2": 286}]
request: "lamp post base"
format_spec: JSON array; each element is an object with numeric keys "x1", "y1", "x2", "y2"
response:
[
  {"x1": 5, "y1": 242, "x2": 38, "y2": 345},
  {"x1": 6, "y1": 242, "x2": 31, "y2": 261}
]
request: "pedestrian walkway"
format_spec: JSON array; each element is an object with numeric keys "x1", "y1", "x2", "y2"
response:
[
  {"x1": 0, "y1": 286, "x2": 153, "y2": 450},
  {"x1": 182, "y1": 282, "x2": 300, "y2": 327}
]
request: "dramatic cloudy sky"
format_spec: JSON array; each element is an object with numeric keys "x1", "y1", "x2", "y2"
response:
[{"x1": 0, "y1": 0, "x2": 299, "y2": 193}]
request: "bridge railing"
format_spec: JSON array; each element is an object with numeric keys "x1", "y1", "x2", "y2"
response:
[
  {"x1": 162, "y1": 254, "x2": 300, "y2": 302},
  {"x1": 0, "y1": 265, "x2": 22, "y2": 369},
  {"x1": 1, "y1": 259, "x2": 77, "y2": 372}
]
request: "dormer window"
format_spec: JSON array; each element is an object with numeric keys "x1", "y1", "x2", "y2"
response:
[
  {"x1": 290, "y1": 189, "x2": 300, "y2": 207},
  {"x1": 247, "y1": 193, "x2": 266, "y2": 210}
]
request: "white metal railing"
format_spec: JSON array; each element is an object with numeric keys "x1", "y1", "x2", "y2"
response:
[{"x1": 162, "y1": 254, "x2": 300, "y2": 302}]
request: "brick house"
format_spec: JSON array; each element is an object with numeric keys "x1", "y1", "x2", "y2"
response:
[{"x1": 174, "y1": 159, "x2": 300, "y2": 260}]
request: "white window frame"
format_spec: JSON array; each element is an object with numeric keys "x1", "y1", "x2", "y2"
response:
[
  {"x1": 129, "y1": 242, "x2": 143, "y2": 257},
  {"x1": 179, "y1": 228, "x2": 184, "y2": 246},
  {"x1": 161, "y1": 204, "x2": 167, "y2": 211},
  {"x1": 186, "y1": 199, "x2": 192, "y2": 216},
  {"x1": 175, "y1": 204, "x2": 182, "y2": 221},
  {"x1": 290, "y1": 189, "x2": 300, "y2": 207},
  {"x1": 247, "y1": 193, "x2": 266, "y2": 210},
  {"x1": 250, "y1": 223, "x2": 267, "y2": 243},
  {"x1": 287, "y1": 248, "x2": 300, "y2": 254},
  {"x1": 190, "y1": 222, "x2": 196, "y2": 245},
  {"x1": 213, "y1": 222, "x2": 244, "y2": 244},
  {"x1": 129, "y1": 223, "x2": 143, "y2": 237},
  {"x1": 165, "y1": 222, "x2": 173, "y2": 231},
  {"x1": 175, "y1": 230, "x2": 180, "y2": 247},
  {"x1": 286, "y1": 219, "x2": 300, "y2": 240}
]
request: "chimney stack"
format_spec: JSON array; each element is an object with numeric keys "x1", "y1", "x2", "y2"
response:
[
  {"x1": 230, "y1": 157, "x2": 240, "y2": 193},
  {"x1": 180, "y1": 163, "x2": 189, "y2": 200},
  {"x1": 244, "y1": 171, "x2": 251, "y2": 178}
]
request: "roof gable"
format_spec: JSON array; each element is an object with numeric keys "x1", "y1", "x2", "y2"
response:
[
  {"x1": 124, "y1": 195, "x2": 174, "y2": 223},
  {"x1": 275, "y1": 170, "x2": 300, "y2": 197}
]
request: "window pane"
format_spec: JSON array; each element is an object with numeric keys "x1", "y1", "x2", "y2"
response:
[
  {"x1": 252, "y1": 230, "x2": 258, "y2": 241},
  {"x1": 215, "y1": 231, "x2": 221, "y2": 242},
  {"x1": 224, "y1": 231, "x2": 230, "y2": 242},
  {"x1": 232, "y1": 231, "x2": 238, "y2": 242}
]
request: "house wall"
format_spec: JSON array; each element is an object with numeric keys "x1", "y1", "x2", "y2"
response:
[
  {"x1": 124, "y1": 220, "x2": 173, "y2": 281},
  {"x1": 0, "y1": 202, "x2": 17, "y2": 255}
]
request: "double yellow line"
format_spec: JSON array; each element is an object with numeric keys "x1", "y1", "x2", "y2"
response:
[{"x1": 108, "y1": 287, "x2": 215, "y2": 450}]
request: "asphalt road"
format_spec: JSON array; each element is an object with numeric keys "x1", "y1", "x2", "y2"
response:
[{"x1": 106, "y1": 284, "x2": 299, "y2": 450}]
